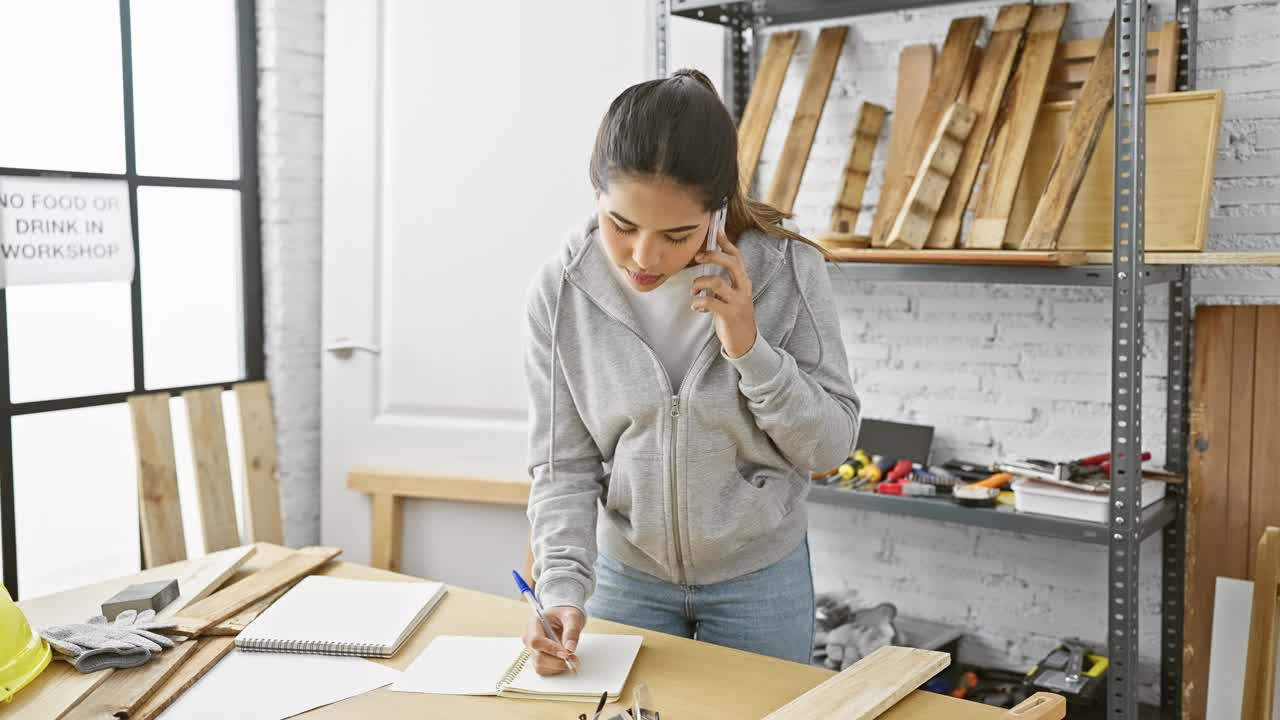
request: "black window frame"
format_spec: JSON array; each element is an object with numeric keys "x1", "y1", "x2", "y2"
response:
[{"x1": 0, "y1": 0, "x2": 264, "y2": 599}]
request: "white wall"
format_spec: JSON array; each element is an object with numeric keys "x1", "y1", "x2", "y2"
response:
[
  {"x1": 747, "y1": 0, "x2": 1279, "y2": 701},
  {"x1": 259, "y1": 0, "x2": 1280, "y2": 701},
  {"x1": 258, "y1": 0, "x2": 325, "y2": 545}
]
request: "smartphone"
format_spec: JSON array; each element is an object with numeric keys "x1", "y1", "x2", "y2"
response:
[{"x1": 698, "y1": 205, "x2": 727, "y2": 297}]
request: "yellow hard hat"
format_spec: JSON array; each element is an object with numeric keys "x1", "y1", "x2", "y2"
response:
[{"x1": 0, "y1": 585, "x2": 51, "y2": 703}]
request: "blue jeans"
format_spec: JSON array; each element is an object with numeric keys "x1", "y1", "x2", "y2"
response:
[{"x1": 585, "y1": 539, "x2": 815, "y2": 664}]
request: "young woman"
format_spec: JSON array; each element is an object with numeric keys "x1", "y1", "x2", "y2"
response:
[{"x1": 522, "y1": 68, "x2": 860, "y2": 675}]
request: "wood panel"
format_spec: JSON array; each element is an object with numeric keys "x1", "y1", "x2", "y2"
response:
[
  {"x1": 372, "y1": 493, "x2": 404, "y2": 572},
  {"x1": 1020, "y1": 14, "x2": 1116, "y2": 250},
  {"x1": 1226, "y1": 308, "x2": 1258, "y2": 582},
  {"x1": 829, "y1": 102, "x2": 886, "y2": 234},
  {"x1": 1045, "y1": 23, "x2": 1180, "y2": 102},
  {"x1": 235, "y1": 381, "x2": 284, "y2": 545},
  {"x1": 183, "y1": 387, "x2": 240, "y2": 553},
  {"x1": 129, "y1": 393, "x2": 187, "y2": 568},
  {"x1": 871, "y1": 45, "x2": 935, "y2": 247},
  {"x1": 870, "y1": 16, "x2": 981, "y2": 246},
  {"x1": 738, "y1": 31, "x2": 800, "y2": 192},
  {"x1": 763, "y1": 646, "x2": 949, "y2": 719},
  {"x1": 926, "y1": 4, "x2": 1030, "y2": 249},
  {"x1": 1251, "y1": 308, "x2": 1280, "y2": 579},
  {"x1": 1185, "y1": 306, "x2": 1239, "y2": 720},
  {"x1": 765, "y1": 26, "x2": 848, "y2": 214},
  {"x1": 886, "y1": 103, "x2": 977, "y2": 249},
  {"x1": 1242, "y1": 528, "x2": 1280, "y2": 720},
  {"x1": 967, "y1": 4, "x2": 1067, "y2": 250},
  {"x1": 1007, "y1": 91, "x2": 1223, "y2": 252}
]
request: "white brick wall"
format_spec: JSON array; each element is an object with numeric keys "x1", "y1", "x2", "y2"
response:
[
  {"x1": 749, "y1": 0, "x2": 1279, "y2": 701},
  {"x1": 257, "y1": 0, "x2": 323, "y2": 546}
]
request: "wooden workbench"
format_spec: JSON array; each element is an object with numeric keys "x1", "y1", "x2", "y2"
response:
[{"x1": 15, "y1": 544, "x2": 1029, "y2": 719}]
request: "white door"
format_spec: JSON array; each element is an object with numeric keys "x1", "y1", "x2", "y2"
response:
[{"x1": 320, "y1": 0, "x2": 657, "y2": 595}]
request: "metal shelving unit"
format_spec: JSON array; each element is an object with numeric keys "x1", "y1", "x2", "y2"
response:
[{"x1": 658, "y1": 1, "x2": 1198, "y2": 717}]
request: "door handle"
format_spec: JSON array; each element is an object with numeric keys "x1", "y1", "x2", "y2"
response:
[{"x1": 324, "y1": 338, "x2": 381, "y2": 355}]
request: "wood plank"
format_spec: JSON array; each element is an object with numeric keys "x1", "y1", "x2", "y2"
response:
[
  {"x1": 1185, "y1": 306, "x2": 1235, "y2": 719},
  {"x1": 371, "y1": 493, "x2": 403, "y2": 572},
  {"x1": 830, "y1": 102, "x2": 887, "y2": 234},
  {"x1": 62, "y1": 640, "x2": 199, "y2": 720},
  {"x1": 762, "y1": 646, "x2": 949, "y2": 719},
  {"x1": 871, "y1": 45, "x2": 935, "y2": 247},
  {"x1": 766, "y1": 26, "x2": 848, "y2": 214},
  {"x1": 1251, "y1": 308, "x2": 1280, "y2": 579},
  {"x1": 1241, "y1": 528, "x2": 1280, "y2": 720},
  {"x1": 827, "y1": 248, "x2": 1086, "y2": 267},
  {"x1": 1226, "y1": 307, "x2": 1257, "y2": 581},
  {"x1": 1056, "y1": 27, "x2": 1171, "y2": 62},
  {"x1": 206, "y1": 586, "x2": 290, "y2": 636},
  {"x1": 235, "y1": 381, "x2": 284, "y2": 545},
  {"x1": 1083, "y1": 250, "x2": 1280, "y2": 265},
  {"x1": 967, "y1": 4, "x2": 1067, "y2": 249},
  {"x1": 129, "y1": 393, "x2": 187, "y2": 568},
  {"x1": 183, "y1": 387, "x2": 240, "y2": 553},
  {"x1": 815, "y1": 232, "x2": 871, "y2": 250},
  {"x1": 958, "y1": 45, "x2": 982, "y2": 105},
  {"x1": 348, "y1": 469, "x2": 531, "y2": 505},
  {"x1": 927, "y1": 4, "x2": 1031, "y2": 249},
  {"x1": 1019, "y1": 14, "x2": 1116, "y2": 250},
  {"x1": 170, "y1": 546, "x2": 341, "y2": 636},
  {"x1": 1011, "y1": 91, "x2": 1224, "y2": 252},
  {"x1": 131, "y1": 638, "x2": 236, "y2": 720},
  {"x1": 160, "y1": 545, "x2": 257, "y2": 620},
  {"x1": 886, "y1": 103, "x2": 978, "y2": 249},
  {"x1": 738, "y1": 31, "x2": 800, "y2": 192},
  {"x1": 870, "y1": 16, "x2": 982, "y2": 246},
  {"x1": 1153, "y1": 21, "x2": 1180, "y2": 94},
  {"x1": 1000, "y1": 693, "x2": 1066, "y2": 719}
]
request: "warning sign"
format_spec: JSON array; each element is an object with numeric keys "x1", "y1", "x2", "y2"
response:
[{"x1": 0, "y1": 176, "x2": 134, "y2": 287}]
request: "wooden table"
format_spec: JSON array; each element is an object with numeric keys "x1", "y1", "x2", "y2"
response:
[{"x1": 15, "y1": 544, "x2": 1020, "y2": 719}]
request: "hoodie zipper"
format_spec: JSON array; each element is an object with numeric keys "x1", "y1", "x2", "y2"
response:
[{"x1": 561, "y1": 245, "x2": 789, "y2": 586}]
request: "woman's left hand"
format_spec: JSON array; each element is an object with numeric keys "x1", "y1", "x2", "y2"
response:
[{"x1": 691, "y1": 226, "x2": 757, "y2": 359}]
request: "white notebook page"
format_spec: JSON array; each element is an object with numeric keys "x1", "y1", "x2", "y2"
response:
[
  {"x1": 389, "y1": 636, "x2": 524, "y2": 695},
  {"x1": 508, "y1": 634, "x2": 643, "y2": 696},
  {"x1": 239, "y1": 575, "x2": 445, "y2": 651}
]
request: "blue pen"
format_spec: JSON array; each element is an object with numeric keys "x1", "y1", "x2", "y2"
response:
[{"x1": 512, "y1": 570, "x2": 578, "y2": 674}]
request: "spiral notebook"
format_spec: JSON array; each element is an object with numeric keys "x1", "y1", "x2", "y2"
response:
[
  {"x1": 236, "y1": 575, "x2": 447, "y2": 658},
  {"x1": 389, "y1": 634, "x2": 643, "y2": 703}
]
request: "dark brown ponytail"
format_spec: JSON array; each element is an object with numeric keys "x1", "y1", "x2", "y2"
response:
[{"x1": 588, "y1": 67, "x2": 835, "y2": 261}]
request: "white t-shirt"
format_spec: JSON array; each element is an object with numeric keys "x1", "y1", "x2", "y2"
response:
[{"x1": 615, "y1": 264, "x2": 713, "y2": 392}]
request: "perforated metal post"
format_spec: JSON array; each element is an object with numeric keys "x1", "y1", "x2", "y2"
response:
[
  {"x1": 655, "y1": 0, "x2": 670, "y2": 79},
  {"x1": 1109, "y1": 1, "x2": 1148, "y2": 717},
  {"x1": 727, "y1": 5, "x2": 753, "y2": 121},
  {"x1": 1161, "y1": 3, "x2": 1197, "y2": 717}
]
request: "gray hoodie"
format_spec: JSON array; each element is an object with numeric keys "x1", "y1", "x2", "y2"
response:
[{"x1": 524, "y1": 214, "x2": 860, "y2": 614}]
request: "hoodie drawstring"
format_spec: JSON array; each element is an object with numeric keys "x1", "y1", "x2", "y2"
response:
[
  {"x1": 548, "y1": 268, "x2": 568, "y2": 492},
  {"x1": 790, "y1": 240, "x2": 825, "y2": 375}
]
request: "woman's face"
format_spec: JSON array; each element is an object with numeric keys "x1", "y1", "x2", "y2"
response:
[{"x1": 596, "y1": 176, "x2": 713, "y2": 292}]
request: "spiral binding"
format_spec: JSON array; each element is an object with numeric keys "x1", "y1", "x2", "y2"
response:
[
  {"x1": 235, "y1": 636, "x2": 390, "y2": 658},
  {"x1": 496, "y1": 647, "x2": 533, "y2": 690}
]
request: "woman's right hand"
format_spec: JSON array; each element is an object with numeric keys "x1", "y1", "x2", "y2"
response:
[{"x1": 522, "y1": 606, "x2": 584, "y2": 676}]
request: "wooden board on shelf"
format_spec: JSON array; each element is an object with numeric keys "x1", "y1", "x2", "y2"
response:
[
  {"x1": 870, "y1": 16, "x2": 982, "y2": 246},
  {"x1": 1020, "y1": 13, "x2": 1116, "y2": 250},
  {"x1": 886, "y1": 103, "x2": 977, "y2": 249},
  {"x1": 967, "y1": 4, "x2": 1068, "y2": 250},
  {"x1": 830, "y1": 102, "x2": 886, "y2": 234},
  {"x1": 738, "y1": 31, "x2": 800, "y2": 191},
  {"x1": 1008, "y1": 90, "x2": 1225, "y2": 252},
  {"x1": 926, "y1": 4, "x2": 1031, "y2": 249},
  {"x1": 827, "y1": 248, "x2": 1087, "y2": 266},
  {"x1": 765, "y1": 26, "x2": 847, "y2": 214},
  {"x1": 872, "y1": 44, "x2": 935, "y2": 247}
]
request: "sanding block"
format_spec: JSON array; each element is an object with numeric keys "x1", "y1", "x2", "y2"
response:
[{"x1": 102, "y1": 579, "x2": 180, "y2": 620}]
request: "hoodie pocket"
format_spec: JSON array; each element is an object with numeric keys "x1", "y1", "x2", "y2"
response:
[
  {"x1": 685, "y1": 444, "x2": 788, "y2": 567},
  {"x1": 601, "y1": 451, "x2": 671, "y2": 567}
]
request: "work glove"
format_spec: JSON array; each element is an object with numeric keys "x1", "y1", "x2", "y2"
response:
[
  {"x1": 813, "y1": 602, "x2": 899, "y2": 670},
  {"x1": 39, "y1": 609, "x2": 179, "y2": 673}
]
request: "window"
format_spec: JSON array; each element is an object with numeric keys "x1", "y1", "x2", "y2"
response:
[{"x1": 0, "y1": 0, "x2": 262, "y2": 599}]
